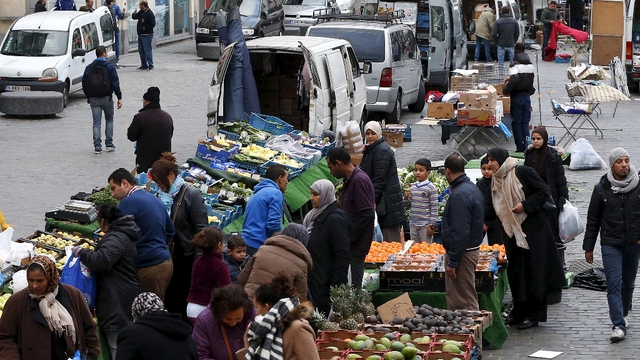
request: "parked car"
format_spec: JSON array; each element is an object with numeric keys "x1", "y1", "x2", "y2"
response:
[
  {"x1": 196, "y1": 0, "x2": 285, "y2": 60},
  {"x1": 282, "y1": 0, "x2": 340, "y2": 36},
  {"x1": 0, "y1": 7, "x2": 115, "y2": 108},
  {"x1": 307, "y1": 15, "x2": 425, "y2": 123},
  {"x1": 207, "y1": 36, "x2": 370, "y2": 137}
]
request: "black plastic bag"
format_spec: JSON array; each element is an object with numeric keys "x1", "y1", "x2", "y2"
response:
[{"x1": 573, "y1": 267, "x2": 607, "y2": 291}]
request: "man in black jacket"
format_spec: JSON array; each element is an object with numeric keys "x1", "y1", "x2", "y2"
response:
[
  {"x1": 540, "y1": 1, "x2": 562, "y2": 51},
  {"x1": 492, "y1": 6, "x2": 519, "y2": 71},
  {"x1": 503, "y1": 43, "x2": 535, "y2": 152},
  {"x1": 441, "y1": 154, "x2": 484, "y2": 310},
  {"x1": 132, "y1": 1, "x2": 156, "y2": 70},
  {"x1": 584, "y1": 148, "x2": 640, "y2": 343},
  {"x1": 34, "y1": 0, "x2": 47, "y2": 12}
]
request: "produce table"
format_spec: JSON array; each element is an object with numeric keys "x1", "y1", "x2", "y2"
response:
[
  {"x1": 369, "y1": 268, "x2": 509, "y2": 349},
  {"x1": 45, "y1": 218, "x2": 100, "y2": 239}
]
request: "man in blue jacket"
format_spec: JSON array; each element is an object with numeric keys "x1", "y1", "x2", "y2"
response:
[
  {"x1": 132, "y1": 1, "x2": 156, "y2": 70},
  {"x1": 242, "y1": 164, "x2": 289, "y2": 256},
  {"x1": 441, "y1": 154, "x2": 484, "y2": 310},
  {"x1": 82, "y1": 45, "x2": 122, "y2": 154},
  {"x1": 105, "y1": 0, "x2": 126, "y2": 67},
  {"x1": 54, "y1": 0, "x2": 76, "y2": 10}
]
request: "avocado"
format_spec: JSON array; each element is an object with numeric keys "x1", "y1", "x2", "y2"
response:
[
  {"x1": 401, "y1": 346, "x2": 419, "y2": 359},
  {"x1": 390, "y1": 340, "x2": 405, "y2": 351}
]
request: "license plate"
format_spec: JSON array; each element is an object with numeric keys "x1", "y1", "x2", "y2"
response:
[
  {"x1": 5, "y1": 85, "x2": 30, "y2": 91},
  {"x1": 196, "y1": 27, "x2": 210, "y2": 34},
  {"x1": 290, "y1": 20, "x2": 306, "y2": 24}
]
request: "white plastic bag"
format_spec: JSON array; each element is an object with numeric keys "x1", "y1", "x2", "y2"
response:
[
  {"x1": 558, "y1": 200, "x2": 584, "y2": 240},
  {"x1": 0, "y1": 227, "x2": 13, "y2": 263},
  {"x1": 339, "y1": 121, "x2": 364, "y2": 154},
  {"x1": 567, "y1": 138, "x2": 607, "y2": 170},
  {"x1": 373, "y1": 213, "x2": 383, "y2": 242}
]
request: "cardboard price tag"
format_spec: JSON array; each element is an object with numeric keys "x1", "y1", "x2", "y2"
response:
[{"x1": 376, "y1": 292, "x2": 416, "y2": 324}]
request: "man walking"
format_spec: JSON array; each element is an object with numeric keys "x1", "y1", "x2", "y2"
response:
[
  {"x1": 106, "y1": 0, "x2": 126, "y2": 67},
  {"x1": 82, "y1": 45, "x2": 122, "y2": 154},
  {"x1": 540, "y1": 1, "x2": 562, "y2": 51},
  {"x1": 503, "y1": 43, "x2": 535, "y2": 152},
  {"x1": 474, "y1": 5, "x2": 495, "y2": 62},
  {"x1": 326, "y1": 147, "x2": 375, "y2": 289},
  {"x1": 132, "y1": 1, "x2": 156, "y2": 70},
  {"x1": 127, "y1": 86, "x2": 174, "y2": 173},
  {"x1": 242, "y1": 164, "x2": 288, "y2": 256},
  {"x1": 441, "y1": 154, "x2": 484, "y2": 311},
  {"x1": 491, "y1": 6, "x2": 519, "y2": 71},
  {"x1": 108, "y1": 168, "x2": 175, "y2": 301},
  {"x1": 53, "y1": 0, "x2": 76, "y2": 10},
  {"x1": 584, "y1": 148, "x2": 640, "y2": 343}
]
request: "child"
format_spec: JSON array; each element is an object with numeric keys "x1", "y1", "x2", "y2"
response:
[
  {"x1": 476, "y1": 157, "x2": 504, "y2": 245},
  {"x1": 224, "y1": 234, "x2": 250, "y2": 283},
  {"x1": 186, "y1": 227, "x2": 232, "y2": 324},
  {"x1": 406, "y1": 158, "x2": 439, "y2": 243}
]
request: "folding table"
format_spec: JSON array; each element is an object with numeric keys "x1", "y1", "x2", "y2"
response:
[{"x1": 550, "y1": 97, "x2": 602, "y2": 147}]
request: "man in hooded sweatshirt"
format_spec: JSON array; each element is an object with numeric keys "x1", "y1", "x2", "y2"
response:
[
  {"x1": 242, "y1": 164, "x2": 289, "y2": 256},
  {"x1": 503, "y1": 43, "x2": 535, "y2": 153},
  {"x1": 491, "y1": 6, "x2": 519, "y2": 71}
]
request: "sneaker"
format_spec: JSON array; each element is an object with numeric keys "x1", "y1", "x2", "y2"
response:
[
  {"x1": 106, "y1": 146, "x2": 116, "y2": 152},
  {"x1": 115, "y1": 62, "x2": 120, "y2": 68},
  {"x1": 94, "y1": 150, "x2": 102, "y2": 154},
  {"x1": 148, "y1": 67, "x2": 154, "y2": 71},
  {"x1": 610, "y1": 326, "x2": 626, "y2": 343},
  {"x1": 137, "y1": 66, "x2": 149, "y2": 70},
  {"x1": 625, "y1": 318, "x2": 629, "y2": 328}
]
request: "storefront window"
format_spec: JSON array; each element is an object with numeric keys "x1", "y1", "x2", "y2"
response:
[
  {"x1": 174, "y1": 0, "x2": 188, "y2": 34},
  {"x1": 156, "y1": 0, "x2": 170, "y2": 38},
  {"x1": 128, "y1": 0, "x2": 140, "y2": 43}
]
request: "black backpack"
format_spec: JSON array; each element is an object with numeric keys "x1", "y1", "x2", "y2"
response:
[{"x1": 85, "y1": 64, "x2": 111, "y2": 98}]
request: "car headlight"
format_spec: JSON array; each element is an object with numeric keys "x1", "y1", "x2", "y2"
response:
[
  {"x1": 38, "y1": 68, "x2": 58, "y2": 82},
  {"x1": 242, "y1": 29, "x2": 255, "y2": 36},
  {"x1": 196, "y1": 27, "x2": 210, "y2": 34}
]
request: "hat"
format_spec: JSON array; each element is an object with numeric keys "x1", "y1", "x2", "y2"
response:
[
  {"x1": 609, "y1": 147, "x2": 629, "y2": 168},
  {"x1": 364, "y1": 121, "x2": 382, "y2": 138},
  {"x1": 143, "y1": 87, "x2": 160, "y2": 103},
  {"x1": 105, "y1": 0, "x2": 114, "y2": 4}
]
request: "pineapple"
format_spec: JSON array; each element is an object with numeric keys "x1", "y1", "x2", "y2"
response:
[
  {"x1": 329, "y1": 312, "x2": 343, "y2": 323},
  {"x1": 362, "y1": 303, "x2": 377, "y2": 317},
  {"x1": 353, "y1": 312, "x2": 365, "y2": 324},
  {"x1": 309, "y1": 309, "x2": 328, "y2": 330},
  {"x1": 339, "y1": 318, "x2": 359, "y2": 330},
  {"x1": 322, "y1": 321, "x2": 340, "y2": 331}
]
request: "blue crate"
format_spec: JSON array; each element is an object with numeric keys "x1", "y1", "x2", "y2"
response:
[
  {"x1": 249, "y1": 113, "x2": 294, "y2": 135},
  {"x1": 260, "y1": 160, "x2": 304, "y2": 180},
  {"x1": 229, "y1": 156, "x2": 264, "y2": 173},
  {"x1": 218, "y1": 129, "x2": 267, "y2": 146},
  {"x1": 417, "y1": 12, "x2": 429, "y2": 28},
  {"x1": 195, "y1": 143, "x2": 239, "y2": 163},
  {"x1": 288, "y1": 130, "x2": 336, "y2": 156},
  {"x1": 555, "y1": 55, "x2": 572, "y2": 63}
]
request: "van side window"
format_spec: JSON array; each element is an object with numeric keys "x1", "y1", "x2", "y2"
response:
[
  {"x1": 81, "y1": 23, "x2": 100, "y2": 52},
  {"x1": 346, "y1": 47, "x2": 360, "y2": 78},
  {"x1": 430, "y1": 6, "x2": 445, "y2": 42},
  {"x1": 391, "y1": 31, "x2": 403, "y2": 62},
  {"x1": 100, "y1": 14, "x2": 114, "y2": 42},
  {"x1": 72, "y1": 28, "x2": 82, "y2": 51},
  {"x1": 401, "y1": 29, "x2": 416, "y2": 60}
]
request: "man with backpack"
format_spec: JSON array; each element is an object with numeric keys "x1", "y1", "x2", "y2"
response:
[{"x1": 82, "y1": 46, "x2": 122, "y2": 154}]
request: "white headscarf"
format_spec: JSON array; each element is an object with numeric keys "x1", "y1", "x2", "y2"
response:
[{"x1": 303, "y1": 180, "x2": 336, "y2": 234}]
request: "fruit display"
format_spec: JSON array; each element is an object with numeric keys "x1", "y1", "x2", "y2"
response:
[
  {"x1": 0, "y1": 293, "x2": 11, "y2": 318},
  {"x1": 56, "y1": 256, "x2": 68, "y2": 271},
  {"x1": 366, "y1": 242, "x2": 403, "y2": 264},
  {"x1": 312, "y1": 286, "x2": 377, "y2": 331},
  {"x1": 217, "y1": 122, "x2": 271, "y2": 144},
  {"x1": 270, "y1": 153, "x2": 304, "y2": 169},
  {"x1": 239, "y1": 144, "x2": 278, "y2": 161},
  {"x1": 407, "y1": 243, "x2": 446, "y2": 255},
  {"x1": 32, "y1": 233, "x2": 75, "y2": 250},
  {"x1": 34, "y1": 247, "x2": 63, "y2": 259},
  {"x1": 479, "y1": 244, "x2": 506, "y2": 263}
]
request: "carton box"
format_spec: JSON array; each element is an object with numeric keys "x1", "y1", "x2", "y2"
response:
[
  {"x1": 472, "y1": 62, "x2": 495, "y2": 71},
  {"x1": 491, "y1": 83, "x2": 505, "y2": 95},
  {"x1": 450, "y1": 75, "x2": 477, "y2": 90},
  {"x1": 255, "y1": 77, "x2": 279, "y2": 92},
  {"x1": 457, "y1": 108, "x2": 498, "y2": 126},
  {"x1": 463, "y1": 86, "x2": 497, "y2": 109},
  {"x1": 259, "y1": 92, "x2": 281, "y2": 116},
  {"x1": 383, "y1": 130, "x2": 403, "y2": 147},
  {"x1": 536, "y1": 30, "x2": 543, "y2": 44},
  {"x1": 279, "y1": 98, "x2": 303, "y2": 116},
  {"x1": 497, "y1": 95, "x2": 510, "y2": 114},
  {"x1": 427, "y1": 102, "x2": 455, "y2": 119}
]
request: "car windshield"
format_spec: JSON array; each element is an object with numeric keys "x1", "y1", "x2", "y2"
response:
[
  {"x1": 1, "y1": 30, "x2": 68, "y2": 56},
  {"x1": 307, "y1": 27, "x2": 384, "y2": 62},
  {"x1": 284, "y1": 0, "x2": 326, "y2": 6},
  {"x1": 207, "y1": 0, "x2": 260, "y2": 17}
]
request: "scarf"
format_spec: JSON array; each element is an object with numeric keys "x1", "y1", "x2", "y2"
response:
[
  {"x1": 131, "y1": 292, "x2": 167, "y2": 322},
  {"x1": 281, "y1": 223, "x2": 309, "y2": 247},
  {"x1": 245, "y1": 297, "x2": 299, "y2": 360},
  {"x1": 529, "y1": 127, "x2": 550, "y2": 181},
  {"x1": 159, "y1": 175, "x2": 185, "y2": 214},
  {"x1": 607, "y1": 165, "x2": 639, "y2": 194},
  {"x1": 302, "y1": 179, "x2": 336, "y2": 233},
  {"x1": 27, "y1": 256, "x2": 76, "y2": 343},
  {"x1": 491, "y1": 157, "x2": 529, "y2": 249}
]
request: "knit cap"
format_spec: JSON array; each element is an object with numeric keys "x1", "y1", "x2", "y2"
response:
[
  {"x1": 143, "y1": 87, "x2": 160, "y2": 103},
  {"x1": 609, "y1": 147, "x2": 629, "y2": 168}
]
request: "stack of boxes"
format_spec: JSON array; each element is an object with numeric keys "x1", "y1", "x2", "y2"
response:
[
  {"x1": 256, "y1": 76, "x2": 307, "y2": 130},
  {"x1": 492, "y1": 83, "x2": 510, "y2": 115},
  {"x1": 457, "y1": 85, "x2": 499, "y2": 126}
]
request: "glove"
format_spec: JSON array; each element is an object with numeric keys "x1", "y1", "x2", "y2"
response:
[{"x1": 557, "y1": 196, "x2": 567, "y2": 212}]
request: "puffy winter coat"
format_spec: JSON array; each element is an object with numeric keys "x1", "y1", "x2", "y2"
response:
[
  {"x1": 475, "y1": 8, "x2": 496, "y2": 41},
  {"x1": 170, "y1": 184, "x2": 208, "y2": 257},
  {"x1": 223, "y1": 251, "x2": 249, "y2": 283},
  {"x1": 360, "y1": 138, "x2": 405, "y2": 229},
  {"x1": 584, "y1": 172, "x2": 640, "y2": 251},
  {"x1": 540, "y1": 7, "x2": 561, "y2": 28},
  {"x1": 492, "y1": 13, "x2": 519, "y2": 48},
  {"x1": 281, "y1": 302, "x2": 320, "y2": 360},
  {"x1": 237, "y1": 235, "x2": 313, "y2": 299},
  {"x1": 504, "y1": 53, "x2": 536, "y2": 98},
  {"x1": 127, "y1": 103, "x2": 174, "y2": 173},
  {"x1": 524, "y1": 146, "x2": 569, "y2": 207},
  {"x1": 77, "y1": 215, "x2": 141, "y2": 333}
]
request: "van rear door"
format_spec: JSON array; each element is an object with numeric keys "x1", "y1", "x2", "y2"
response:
[
  {"x1": 427, "y1": 0, "x2": 451, "y2": 81},
  {"x1": 300, "y1": 42, "x2": 332, "y2": 135},
  {"x1": 325, "y1": 49, "x2": 351, "y2": 134},
  {"x1": 207, "y1": 44, "x2": 236, "y2": 137}
]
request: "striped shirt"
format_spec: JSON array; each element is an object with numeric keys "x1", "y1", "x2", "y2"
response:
[{"x1": 409, "y1": 180, "x2": 439, "y2": 227}]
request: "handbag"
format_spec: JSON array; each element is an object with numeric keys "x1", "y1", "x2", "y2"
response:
[
  {"x1": 220, "y1": 324, "x2": 235, "y2": 360},
  {"x1": 168, "y1": 186, "x2": 188, "y2": 259}
]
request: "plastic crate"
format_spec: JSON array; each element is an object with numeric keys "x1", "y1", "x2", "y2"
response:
[
  {"x1": 260, "y1": 160, "x2": 304, "y2": 180},
  {"x1": 218, "y1": 129, "x2": 267, "y2": 147},
  {"x1": 229, "y1": 156, "x2": 264, "y2": 173},
  {"x1": 249, "y1": 113, "x2": 294, "y2": 135},
  {"x1": 288, "y1": 130, "x2": 336, "y2": 156},
  {"x1": 555, "y1": 55, "x2": 572, "y2": 63},
  {"x1": 195, "y1": 143, "x2": 239, "y2": 163}
]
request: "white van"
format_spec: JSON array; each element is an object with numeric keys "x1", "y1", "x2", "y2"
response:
[
  {"x1": 207, "y1": 36, "x2": 369, "y2": 137},
  {"x1": 0, "y1": 7, "x2": 115, "y2": 108}
]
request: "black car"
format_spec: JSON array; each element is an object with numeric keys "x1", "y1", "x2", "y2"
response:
[{"x1": 196, "y1": 0, "x2": 285, "y2": 60}]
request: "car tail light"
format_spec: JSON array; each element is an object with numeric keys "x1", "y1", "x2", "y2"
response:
[
  {"x1": 627, "y1": 42, "x2": 633, "y2": 60},
  {"x1": 380, "y1": 67, "x2": 392, "y2": 87}
]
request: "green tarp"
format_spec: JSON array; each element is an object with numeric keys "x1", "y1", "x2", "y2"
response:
[{"x1": 284, "y1": 159, "x2": 336, "y2": 212}]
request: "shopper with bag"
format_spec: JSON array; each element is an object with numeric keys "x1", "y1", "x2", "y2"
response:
[
  {"x1": 583, "y1": 148, "x2": 640, "y2": 343},
  {"x1": 150, "y1": 152, "x2": 208, "y2": 323},
  {"x1": 0, "y1": 255, "x2": 101, "y2": 360},
  {"x1": 304, "y1": 179, "x2": 350, "y2": 315},
  {"x1": 73, "y1": 204, "x2": 141, "y2": 360}
]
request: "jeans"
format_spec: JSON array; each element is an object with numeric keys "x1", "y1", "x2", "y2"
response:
[
  {"x1": 542, "y1": 27, "x2": 551, "y2": 51},
  {"x1": 114, "y1": 28, "x2": 120, "y2": 61},
  {"x1": 601, "y1": 243, "x2": 640, "y2": 332},
  {"x1": 90, "y1": 96, "x2": 114, "y2": 151},
  {"x1": 104, "y1": 331, "x2": 118, "y2": 360},
  {"x1": 510, "y1": 95, "x2": 531, "y2": 152},
  {"x1": 218, "y1": 12, "x2": 247, "y2": 122},
  {"x1": 138, "y1": 34, "x2": 153, "y2": 68},
  {"x1": 497, "y1": 46, "x2": 515, "y2": 72},
  {"x1": 475, "y1": 36, "x2": 492, "y2": 61}
]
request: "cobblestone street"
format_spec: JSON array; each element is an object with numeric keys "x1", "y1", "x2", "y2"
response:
[{"x1": 1, "y1": 39, "x2": 639, "y2": 358}]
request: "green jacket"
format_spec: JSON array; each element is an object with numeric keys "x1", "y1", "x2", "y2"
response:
[{"x1": 475, "y1": 8, "x2": 496, "y2": 41}]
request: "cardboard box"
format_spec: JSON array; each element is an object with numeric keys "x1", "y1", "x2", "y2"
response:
[
  {"x1": 497, "y1": 95, "x2": 510, "y2": 114},
  {"x1": 491, "y1": 83, "x2": 505, "y2": 95},
  {"x1": 259, "y1": 92, "x2": 281, "y2": 116},
  {"x1": 450, "y1": 75, "x2": 477, "y2": 90},
  {"x1": 457, "y1": 108, "x2": 498, "y2": 126},
  {"x1": 472, "y1": 62, "x2": 495, "y2": 71},
  {"x1": 536, "y1": 30, "x2": 543, "y2": 44},
  {"x1": 427, "y1": 102, "x2": 455, "y2": 119},
  {"x1": 463, "y1": 86, "x2": 497, "y2": 109},
  {"x1": 279, "y1": 77, "x2": 298, "y2": 99},
  {"x1": 383, "y1": 130, "x2": 403, "y2": 147},
  {"x1": 350, "y1": 153, "x2": 363, "y2": 166},
  {"x1": 279, "y1": 98, "x2": 304, "y2": 116}
]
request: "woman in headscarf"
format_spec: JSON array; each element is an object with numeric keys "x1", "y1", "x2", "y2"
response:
[
  {"x1": 360, "y1": 120, "x2": 405, "y2": 242},
  {"x1": 485, "y1": 147, "x2": 565, "y2": 330},
  {"x1": 238, "y1": 224, "x2": 313, "y2": 300},
  {"x1": 116, "y1": 292, "x2": 198, "y2": 360},
  {"x1": 304, "y1": 179, "x2": 351, "y2": 315},
  {"x1": 0, "y1": 255, "x2": 100, "y2": 360},
  {"x1": 524, "y1": 126, "x2": 569, "y2": 243}
]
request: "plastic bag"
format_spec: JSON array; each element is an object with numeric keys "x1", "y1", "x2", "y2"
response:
[
  {"x1": 60, "y1": 256, "x2": 96, "y2": 311},
  {"x1": 339, "y1": 121, "x2": 364, "y2": 154},
  {"x1": 573, "y1": 267, "x2": 607, "y2": 291},
  {"x1": 558, "y1": 200, "x2": 584, "y2": 240},
  {"x1": 567, "y1": 138, "x2": 607, "y2": 170},
  {"x1": 373, "y1": 212, "x2": 383, "y2": 242},
  {"x1": 265, "y1": 134, "x2": 316, "y2": 162}
]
